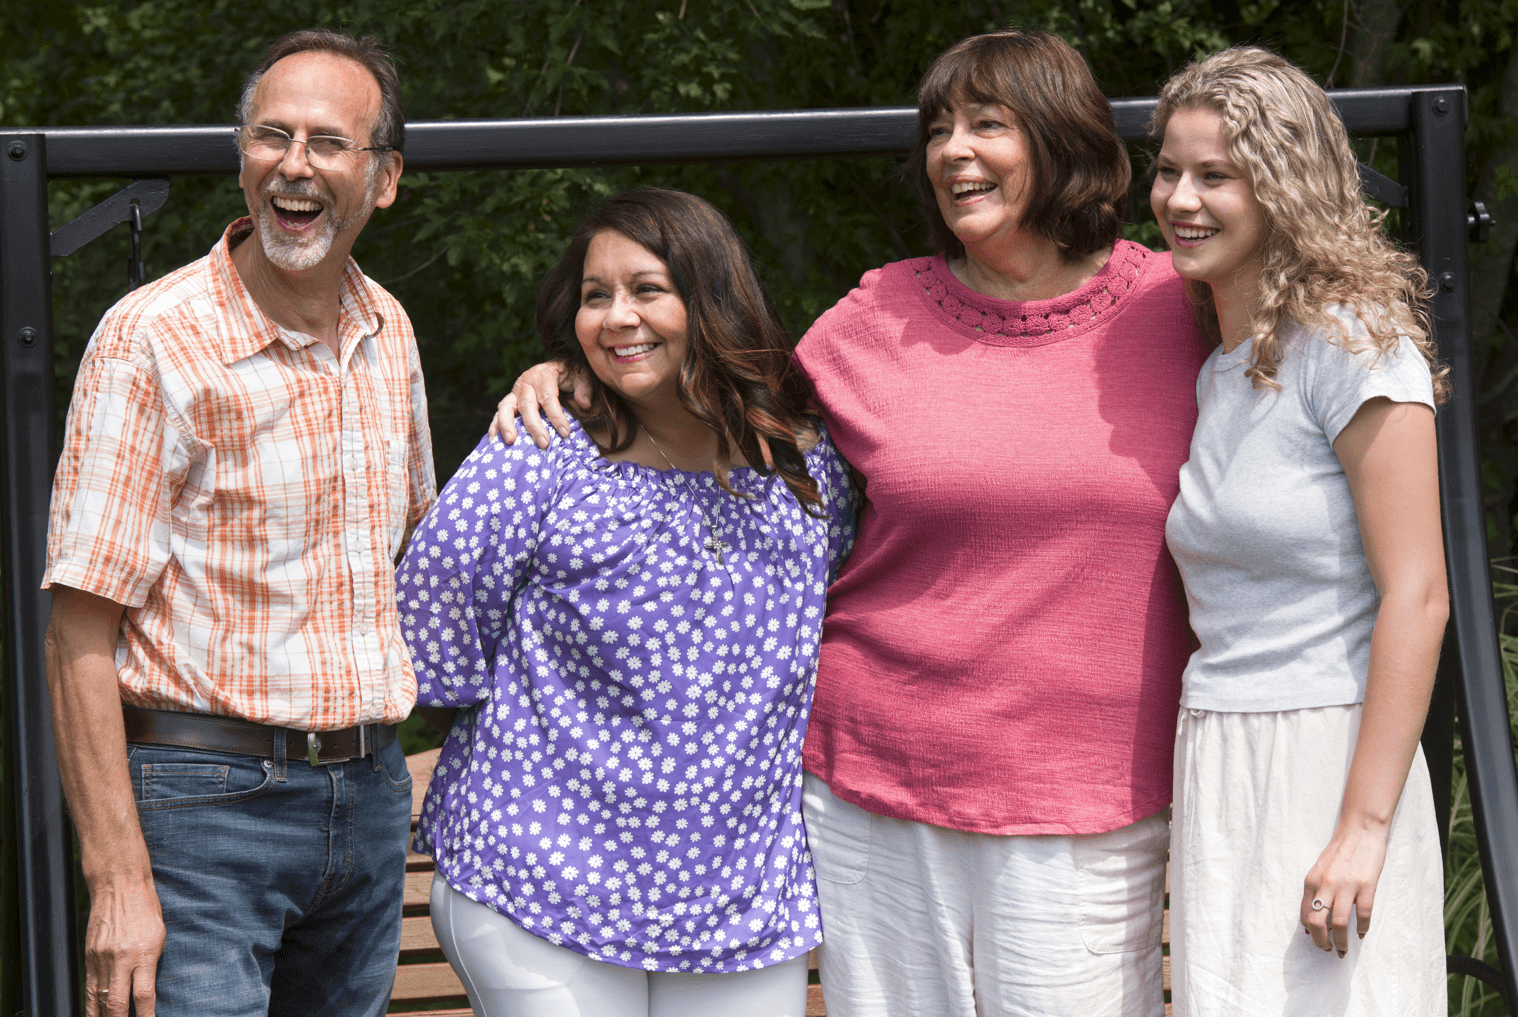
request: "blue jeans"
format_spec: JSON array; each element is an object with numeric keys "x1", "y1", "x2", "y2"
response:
[{"x1": 128, "y1": 731, "x2": 412, "y2": 1017}]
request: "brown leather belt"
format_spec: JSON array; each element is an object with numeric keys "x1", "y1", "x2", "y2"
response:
[{"x1": 122, "y1": 704, "x2": 396, "y2": 766}]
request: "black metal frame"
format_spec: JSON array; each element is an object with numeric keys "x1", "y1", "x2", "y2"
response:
[{"x1": 3, "y1": 86, "x2": 1515, "y2": 1015}]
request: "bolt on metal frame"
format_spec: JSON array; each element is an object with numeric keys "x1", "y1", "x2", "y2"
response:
[{"x1": 3, "y1": 86, "x2": 1516, "y2": 1015}]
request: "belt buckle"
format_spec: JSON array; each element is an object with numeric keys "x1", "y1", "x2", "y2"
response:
[{"x1": 305, "y1": 728, "x2": 366, "y2": 767}]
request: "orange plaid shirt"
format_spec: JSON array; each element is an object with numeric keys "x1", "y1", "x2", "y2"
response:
[{"x1": 45, "y1": 219, "x2": 435, "y2": 729}]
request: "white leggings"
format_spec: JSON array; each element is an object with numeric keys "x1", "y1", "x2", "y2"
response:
[{"x1": 430, "y1": 874, "x2": 810, "y2": 1017}]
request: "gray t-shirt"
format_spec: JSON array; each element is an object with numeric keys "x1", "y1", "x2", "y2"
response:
[{"x1": 1165, "y1": 308, "x2": 1436, "y2": 712}]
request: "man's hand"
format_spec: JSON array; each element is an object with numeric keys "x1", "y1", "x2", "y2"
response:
[
  {"x1": 84, "y1": 874, "x2": 164, "y2": 1016},
  {"x1": 46, "y1": 585, "x2": 164, "y2": 1016},
  {"x1": 488, "y1": 361, "x2": 590, "y2": 448}
]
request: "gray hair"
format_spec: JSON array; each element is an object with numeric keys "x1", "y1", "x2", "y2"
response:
[{"x1": 237, "y1": 29, "x2": 405, "y2": 153}]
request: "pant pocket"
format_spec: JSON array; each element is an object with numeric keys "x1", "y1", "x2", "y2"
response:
[
  {"x1": 131, "y1": 747, "x2": 275, "y2": 811},
  {"x1": 1074, "y1": 809, "x2": 1169, "y2": 954},
  {"x1": 802, "y1": 773, "x2": 873, "y2": 886},
  {"x1": 373, "y1": 737, "x2": 415, "y2": 794}
]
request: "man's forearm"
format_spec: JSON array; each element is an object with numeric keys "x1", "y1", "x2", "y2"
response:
[
  {"x1": 44, "y1": 588, "x2": 151, "y2": 884},
  {"x1": 47, "y1": 585, "x2": 166, "y2": 1015}
]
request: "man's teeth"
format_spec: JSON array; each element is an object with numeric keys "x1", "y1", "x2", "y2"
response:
[
  {"x1": 1175, "y1": 226, "x2": 1219, "y2": 240},
  {"x1": 272, "y1": 197, "x2": 323, "y2": 213},
  {"x1": 950, "y1": 181, "x2": 996, "y2": 197},
  {"x1": 614, "y1": 343, "x2": 657, "y2": 357}
]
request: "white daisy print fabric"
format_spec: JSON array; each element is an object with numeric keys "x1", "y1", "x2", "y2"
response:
[{"x1": 400, "y1": 419, "x2": 856, "y2": 972}]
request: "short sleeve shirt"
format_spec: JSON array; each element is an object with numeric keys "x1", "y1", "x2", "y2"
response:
[
  {"x1": 44, "y1": 219, "x2": 435, "y2": 729},
  {"x1": 1165, "y1": 309, "x2": 1436, "y2": 711}
]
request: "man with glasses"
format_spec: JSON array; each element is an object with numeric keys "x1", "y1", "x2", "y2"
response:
[{"x1": 43, "y1": 29, "x2": 433, "y2": 1017}]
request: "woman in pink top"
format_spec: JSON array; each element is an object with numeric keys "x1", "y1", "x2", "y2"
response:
[{"x1": 498, "y1": 30, "x2": 1207, "y2": 1017}]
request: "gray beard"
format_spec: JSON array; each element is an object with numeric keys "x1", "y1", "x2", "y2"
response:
[
  {"x1": 256, "y1": 201, "x2": 343, "y2": 271},
  {"x1": 253, "y1": 164, "x2": 377, "y2": 272}
]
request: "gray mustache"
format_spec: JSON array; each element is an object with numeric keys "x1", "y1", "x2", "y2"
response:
[{"x1": 265, "y1": 181, "x2": 330, "y2": 203}]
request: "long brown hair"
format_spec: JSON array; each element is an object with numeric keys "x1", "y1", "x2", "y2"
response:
[
  {"x1": 536, "y1": 188, "x2": 824, "y2": 512},
  {"x1": 908, "y1": 29, "x2": 1129, "y2": 263}
]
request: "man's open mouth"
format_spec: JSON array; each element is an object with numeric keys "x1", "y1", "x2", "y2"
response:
[{"x1": 271, "y1": 195, "x2": 324, "y2": 229}]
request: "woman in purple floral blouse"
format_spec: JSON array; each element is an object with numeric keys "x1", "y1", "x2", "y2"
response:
[{"x1": 396, "y1": 189, "x2": 857, "y2": 1017}]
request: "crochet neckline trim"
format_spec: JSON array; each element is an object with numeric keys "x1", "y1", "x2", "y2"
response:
[{"x1": 904, "y1": 241, "x2": 1150, "y2": 348}]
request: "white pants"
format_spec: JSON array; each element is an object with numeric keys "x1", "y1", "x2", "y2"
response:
[
  {"x1": 430, "y1": 874, "x2": 810, "y2": 1017},
  {"x1": 1170, "y1": 705, "x2": 1446, "y2": 1016},
  {"x1": 802, "y1": 773, "x2": 1168, "y2": 1017}
]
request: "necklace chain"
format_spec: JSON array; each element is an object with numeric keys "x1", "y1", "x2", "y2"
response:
[{"x1": 641, "y1": 425, "x2": 733, "y2": 570}]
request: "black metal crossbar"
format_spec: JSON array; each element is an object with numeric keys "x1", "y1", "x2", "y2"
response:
[{"x1": 3, "y1": 85, "x2": 1515, "y2": 1016}]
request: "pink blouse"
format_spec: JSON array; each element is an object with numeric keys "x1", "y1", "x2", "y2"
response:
[{"x1": 795, "y1": 242, "x2": 1210, "y2": 835}]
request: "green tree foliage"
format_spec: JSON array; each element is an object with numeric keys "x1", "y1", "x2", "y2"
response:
[{"x1": 5, "y1": 0, "x2": 1511, "y2": 491}]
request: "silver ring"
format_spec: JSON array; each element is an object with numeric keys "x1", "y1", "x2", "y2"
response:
[{"x1": 1311, "y1": 898, "x2": 1326, "y2": 911}]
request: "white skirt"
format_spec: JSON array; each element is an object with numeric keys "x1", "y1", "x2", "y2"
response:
[{"x1": 1170, "y1": 704, "x2": 1446, "y2": 1017}]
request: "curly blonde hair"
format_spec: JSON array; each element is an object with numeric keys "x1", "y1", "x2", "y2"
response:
[{"x1": 1149, "y1": 46, "x2": 1448, "y2": 402}]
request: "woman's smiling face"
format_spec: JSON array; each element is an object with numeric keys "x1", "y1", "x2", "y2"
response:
[
  {"x1": 925, "y1": 101, "x2": 1035, "y2": 253},
  {"x1": 1151, "y1": 106, "x2": 1268, "y2": 297},
  {"x1": 575, "y1": 229, "x2": 690, "y2": 410}
]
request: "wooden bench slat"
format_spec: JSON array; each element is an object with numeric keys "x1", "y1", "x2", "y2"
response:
[
  {"x1": 399, "y1": 914, "x2": 442, "y2": 956},
  {"x1": 392, "y1": 960, "x2": 468, "y2": 1005},
  {"x1": 405, "y1": 868, "x2": 437, "y2": 907},
  {"x1": 806, "y1": 983, "x2": 827, "y2": 1016}
]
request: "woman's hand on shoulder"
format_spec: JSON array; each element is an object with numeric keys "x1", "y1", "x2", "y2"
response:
[
  {"x1": 1300, "y1": 818, "x2": 1390, "y2": 956},
  {"x1": 489, "y1": 360, "x2": 592, "y2": 448}
]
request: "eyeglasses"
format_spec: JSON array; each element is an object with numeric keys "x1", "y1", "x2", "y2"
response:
[{"x1": 235, "y1": 125, "x2": 392, "y2": 168}]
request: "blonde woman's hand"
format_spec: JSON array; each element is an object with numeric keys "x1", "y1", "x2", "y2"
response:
[
  {"x1": 1300, "y1": 819, "x2": 1391, "y2": 956},
  {"x1": 489, "y1": 361, "x2": 590, "y2": 448}
]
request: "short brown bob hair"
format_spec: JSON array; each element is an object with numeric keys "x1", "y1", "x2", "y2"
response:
[
  {"x1": 536, "y1": 188, "x2": 824, "y2": 513},
  {"x1": 910, "y1": 30, "x2": 1129, "y2": 263}
]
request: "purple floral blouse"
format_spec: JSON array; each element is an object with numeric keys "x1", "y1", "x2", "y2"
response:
[{"x1": 399, "y1": 421, "x2": 856, "y2": 973}]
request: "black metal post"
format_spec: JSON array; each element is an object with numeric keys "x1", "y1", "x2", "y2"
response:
[
  {"x1": 0, "y1": 133, "x2": 78, "y2": 1017},
  {"x1": 1409, "y1": 89, "x2": 1518, "y2": 1000},
  {"x1": 1427, "y1": 656, "x2": 1457, "y2": 859}
]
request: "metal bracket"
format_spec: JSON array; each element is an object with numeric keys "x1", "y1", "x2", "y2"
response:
[
  {"x1": 1357, "y1": 161, "x2": 1407, "y2": 209},
  {"x1": 49, "y1": 178, "x2": 169, "y2": 289},
  {"x1": 1469, "y1": 200, "x2": 1495, "y2": 244}
]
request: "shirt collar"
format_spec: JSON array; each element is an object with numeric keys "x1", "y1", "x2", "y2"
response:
[{"x1": 211, "y1": 217, "x2": 387, "y2": 366}]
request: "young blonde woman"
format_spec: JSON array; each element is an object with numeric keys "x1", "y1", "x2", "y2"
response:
[{"x1": 1151, "y1": 48, "x2": 1449, "y2": 1014}]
